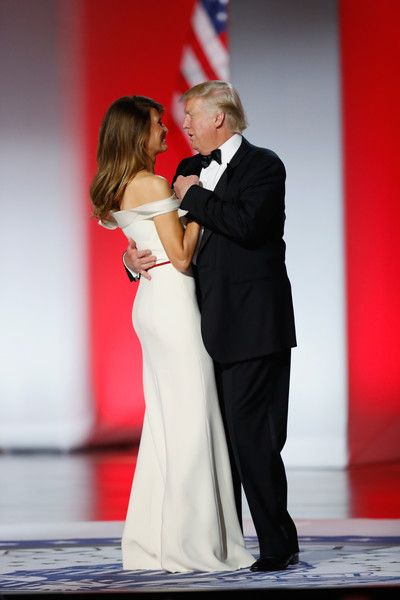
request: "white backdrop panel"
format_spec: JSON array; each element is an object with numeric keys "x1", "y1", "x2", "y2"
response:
[
  {"x1": 0, "y1": 0, "x2": 91, "y2": 448},
  {"x1": 231, "y1": 0, "x2": 347, "y2": 466}
]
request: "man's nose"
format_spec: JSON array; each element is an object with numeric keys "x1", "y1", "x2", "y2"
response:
[{"x1": 183, "y1": 116, "x2": 189, "y2": 129}]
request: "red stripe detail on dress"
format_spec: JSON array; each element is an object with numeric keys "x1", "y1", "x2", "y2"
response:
[{"x1": 148, "y1": 261, "x2": 171, "y2": 270}]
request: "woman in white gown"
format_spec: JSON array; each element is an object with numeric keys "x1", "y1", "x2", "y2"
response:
[{"x1": 90, "y1": 96, "x2": 253, "y2": 573}]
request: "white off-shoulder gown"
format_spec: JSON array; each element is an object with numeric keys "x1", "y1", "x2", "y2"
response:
[{"x1": 101, "y1": 196, "x2": 253, "y2": 573}]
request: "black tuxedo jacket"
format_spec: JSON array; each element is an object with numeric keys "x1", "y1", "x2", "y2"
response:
[{"x1": 174, "y1": 137, "x2": 297, "y2": 363}]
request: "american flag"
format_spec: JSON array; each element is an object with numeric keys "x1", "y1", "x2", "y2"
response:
[{"x1": 171, "y1": 0, "x2": 230, "y2": 151}]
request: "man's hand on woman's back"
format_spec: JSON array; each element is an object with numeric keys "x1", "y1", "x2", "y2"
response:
[{"x1": 124, "y1": 239, "x2": 157, "y2": 281}]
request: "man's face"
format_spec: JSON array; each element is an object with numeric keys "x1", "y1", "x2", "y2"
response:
[{"x1": 182, "y1": 96, "x2": 218, "y2": 154}]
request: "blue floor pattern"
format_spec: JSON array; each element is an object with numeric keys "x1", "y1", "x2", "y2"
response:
[{"x1": 1, "y1": 535, "x2": 399, "y2": 593}]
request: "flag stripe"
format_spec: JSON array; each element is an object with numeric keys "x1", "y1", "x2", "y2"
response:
[
  {"x1": 192, "y1": 2, "x2": 229, "y2": 79},
  {"x1": 172, "y1": 0, "x2": 229, "y2": 144},
  {"x1": 181, "y1": 45, "x2": 208, "y2": 87},
  {"x1": 190, "y1": 32, "x2": 221, "y2": 81}
]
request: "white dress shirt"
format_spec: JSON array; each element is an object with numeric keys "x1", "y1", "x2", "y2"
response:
[{"x1": 199, "y1": 133, "x2": 242, "y2": 189}]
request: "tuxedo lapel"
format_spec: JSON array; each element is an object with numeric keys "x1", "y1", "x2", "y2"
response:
[
  {"x1": 197, "y1": 137, "x2": 252, "y2": 255},
  {"x1": 226, "y1": 136, "x2": 252, "y2": 171},
  {"x1": 182, "y1": 155, "x2": 202, "y2": 177},
  {"x1": 172, "y1": 154, "x2": 202, "y2": 186},
  {"x1": 177, "y1": 139, "x2": 254, "y2": 257}
]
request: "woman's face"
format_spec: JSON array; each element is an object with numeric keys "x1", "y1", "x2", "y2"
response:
[{"x1": 146, "y1": 108, "x2": 168, "y2": 158}]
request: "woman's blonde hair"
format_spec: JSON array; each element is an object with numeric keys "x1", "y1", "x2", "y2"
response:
[
  {"x1": 90, "y1": 95, "x2": 164, "y2": 220},
  {"x1": 181, "y1": 81, "x2": 247, "y2": 133}
]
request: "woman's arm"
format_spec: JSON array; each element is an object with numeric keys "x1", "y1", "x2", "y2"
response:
[
  {"x1": 121, "y1": 174, "x2": 199, "y2": 275},
  {"x1": 154, "y1": 212, "x2": 200, "y2": 272}
]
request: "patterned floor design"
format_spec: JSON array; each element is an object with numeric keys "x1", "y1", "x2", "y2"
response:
[{"x1": 1, "y1": 525, "x2": 399, "y2": 593}]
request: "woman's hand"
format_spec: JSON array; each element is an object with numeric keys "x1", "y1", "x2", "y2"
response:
[
  {"x1": 124, "y1": 239, "x2": 157, "y2": 281},
  {"x1": 173, "y1": 175, "x2": 200, "y2": 200}
]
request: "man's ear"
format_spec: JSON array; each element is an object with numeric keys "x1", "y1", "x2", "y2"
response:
[{"x1": 215, "y1": 112, "x2": 225, "y2": 128}]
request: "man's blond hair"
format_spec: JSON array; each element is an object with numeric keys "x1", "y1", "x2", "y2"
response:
[{"x1": 182, "y1": 81, "x2": 248, "y2": 133}]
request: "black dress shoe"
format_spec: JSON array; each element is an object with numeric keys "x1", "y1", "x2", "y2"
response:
[{"x1": 250, "y1": 552, "x2": 299, "y2": 572}]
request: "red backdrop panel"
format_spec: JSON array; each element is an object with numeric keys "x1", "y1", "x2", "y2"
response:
[
  {"x1": 83, "y1": 0, "x2": 196, "y2": 441},
  {"x1": 340, "y1": 0, "x2": 400, "y2": 464}
]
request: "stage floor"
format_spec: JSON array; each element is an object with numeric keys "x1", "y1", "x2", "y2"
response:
[
  {"x1": 0, "y1": 449, "x2": 399, "y2": 596},
  {"x1": 1, "y1": 519, "x2": 399, "y2": 594},
  {"x1": 0, "y1": 447, "x2": 399, "y2": 524}
]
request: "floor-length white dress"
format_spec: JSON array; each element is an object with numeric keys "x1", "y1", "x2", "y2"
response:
[{"x1": 101, "y1": 195, "x2": 254, "y2": 573}]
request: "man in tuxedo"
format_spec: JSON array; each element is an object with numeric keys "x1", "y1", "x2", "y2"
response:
[{"x1": 124, "y1": 81, "x2": 299, "y2": 571}]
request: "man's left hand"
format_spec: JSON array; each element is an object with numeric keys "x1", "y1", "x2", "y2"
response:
[{"x1": 174, "y1": 175, "x2": 200, "y2": 201}]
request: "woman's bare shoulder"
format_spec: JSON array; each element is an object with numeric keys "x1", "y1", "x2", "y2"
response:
[{"x1": 121, "y1": 172, "x2": 172, "y2": 209}]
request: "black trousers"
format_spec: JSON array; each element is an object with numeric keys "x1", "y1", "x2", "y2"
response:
[{"x1": 214, "y1": 350, "x2": 299, "y2": 558}]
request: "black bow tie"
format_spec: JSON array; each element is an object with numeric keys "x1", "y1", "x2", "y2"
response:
[{"x1": 200, "y1": 148, "x2": 222, "y2": 168}]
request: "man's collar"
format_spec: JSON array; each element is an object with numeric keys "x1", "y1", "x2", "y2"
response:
[
  {"x1": 190, "y1": 134, "x2": 249, "y2": 173},
  {"x1": 218, "y1": 133, "x2": 242, "y2": 164}
]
